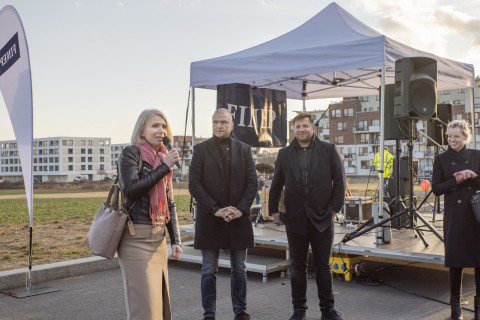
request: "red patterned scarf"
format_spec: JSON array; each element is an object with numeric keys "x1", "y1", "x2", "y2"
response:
[{"x1": 136, "y1": 143, "x2": 172, "y2": 227}]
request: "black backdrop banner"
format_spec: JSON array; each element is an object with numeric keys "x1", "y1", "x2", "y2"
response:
[{"x1": 216, "y1": 83, "x2": 287, "y2": 147}]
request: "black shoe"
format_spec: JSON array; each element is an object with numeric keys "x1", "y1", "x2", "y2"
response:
[
  {"x1": 289, "y1": 309, "x2": 306, "y2": 320},
  {"x1": 321, "y1": 308, "x2": 343, "y2": 320},
  {"x1": 202, "y1": 317, "x2": 215, "y2": 320},
  {"x1": 234, "y1": 310, "x2": 251, "y2": 320}
]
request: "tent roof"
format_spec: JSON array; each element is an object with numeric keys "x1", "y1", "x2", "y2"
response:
[{"x1": 190, "y1": 2, "x2": 475, "y2": 100}]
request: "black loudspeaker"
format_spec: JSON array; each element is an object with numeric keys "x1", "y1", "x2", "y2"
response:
[
  {"x1": 384, "y1": 84, "x2": 409, "y2": 140},
  {"x1": 426, "y1": 103, "x2": 452, "y2": 146},
  {"x1": 394, "y1": 57, "x2": 437, "y2": 119},
  {"x1": 387, "y1": 177, "x2": 410, "y2": 196},
  {"x1": 398, "y1": 157, "x2": 418, "y2": 179}
]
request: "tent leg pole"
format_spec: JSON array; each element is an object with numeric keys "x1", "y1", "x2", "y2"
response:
[
  {"x1": 192, "y1": 87, "x2": 196, "y2": 146},
  {"x1": 376, "y1": 66, "x2": 386, "y2": 242}
]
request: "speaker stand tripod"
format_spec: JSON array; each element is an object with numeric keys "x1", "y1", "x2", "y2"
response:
[{"x1": 343, "y1": 119, "x2": 444, "y2": 247}]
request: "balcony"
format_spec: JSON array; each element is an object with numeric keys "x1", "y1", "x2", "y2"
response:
[
  {"x1": 368, "y1": 139, "x2": 379, "y2": 145},
  {"x1": 353, "y1": 126, "x2": 369, "y2": 133},
  {"x1": 353, "y1": 125, "x2": 380, "y2": 133},
  {"x1": 345, "y1": 167, "x2": 356, "y2": 174},
  {"x1": 343, "y1": 153, "x2": 356, "y2": 160}
]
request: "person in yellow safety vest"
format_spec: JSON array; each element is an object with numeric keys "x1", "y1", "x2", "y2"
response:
[{"x1": 373, "y1": 147, "x2": 394, "y2": 197}]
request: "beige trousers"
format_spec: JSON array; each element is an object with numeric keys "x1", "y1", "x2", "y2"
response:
[{"x1": 117, "y1": 224, "x2": 171, "y2": 320}]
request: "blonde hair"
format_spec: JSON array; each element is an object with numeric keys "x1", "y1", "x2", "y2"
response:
[
  {"x1": 447, "y1": 119, "x2": 472, "y2": 144},
  {"x1": 131, "y1": 109, "x2": 173, "y2": 145}
]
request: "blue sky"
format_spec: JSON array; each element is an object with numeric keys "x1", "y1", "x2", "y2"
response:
[{"x1": 1, "y1": 0, "x2": 479, "y2": 143}]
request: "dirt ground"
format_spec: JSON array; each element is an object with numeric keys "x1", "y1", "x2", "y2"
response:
[{"x1": 0, "y1": 183, "x2": 432, "y2": 272}]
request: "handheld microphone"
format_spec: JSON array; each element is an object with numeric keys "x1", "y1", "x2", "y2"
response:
[{"x1": 162, "y1": 136, "x2": 181, "y2": 169}]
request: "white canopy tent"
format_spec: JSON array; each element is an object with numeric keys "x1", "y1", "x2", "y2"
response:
[{"x1": 189, "y1": 2, "x2": 475, "y2": 212}]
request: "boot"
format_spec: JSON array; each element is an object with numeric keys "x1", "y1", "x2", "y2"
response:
[
  {"x1": 474, "y1": 296, "x2": 480, "y2": 320},
  {"x1": 450, "y1": 295, "x2": 463, "y2": 320}
]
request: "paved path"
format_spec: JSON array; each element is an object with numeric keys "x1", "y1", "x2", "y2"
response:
[{"x1": 0, "y1": 260, "x2": 477, "y2": 320}]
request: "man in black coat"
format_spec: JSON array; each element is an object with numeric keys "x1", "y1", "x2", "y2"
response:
[
  {"x1": 189, "y1": 108, "x2": 257, "y2": 320},
  {"x1": 269, "y1": 113, "x2": 345, "y2": 320}
]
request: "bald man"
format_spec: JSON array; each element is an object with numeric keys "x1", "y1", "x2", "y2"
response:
[{"x1": 189, "y1": 108, "x2": 258, "y2": 320}]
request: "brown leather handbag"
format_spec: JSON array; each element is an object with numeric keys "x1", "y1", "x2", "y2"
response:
[{"x1": 85, "y1": 183, "x2": 131, "y2": 259}]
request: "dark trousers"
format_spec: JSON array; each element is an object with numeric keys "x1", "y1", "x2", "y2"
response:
[
  {"x1": 286, "y1": 219, "x2": 334, "y2": 311},
  {"x1": 449, "y1": 267, "x2": 480, "y2": 297},
  {"x1": 201, "y1": 249, "x2": 248, "y2": 317}
]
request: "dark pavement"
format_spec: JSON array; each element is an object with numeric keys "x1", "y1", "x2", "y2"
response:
[{"x1": 0, "y1": 259, "x2": 477, "y2": 320}]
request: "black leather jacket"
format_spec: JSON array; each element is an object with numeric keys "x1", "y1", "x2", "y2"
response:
[{"x1": 118, "y1": 145, "x2": 181, "y2": 246}]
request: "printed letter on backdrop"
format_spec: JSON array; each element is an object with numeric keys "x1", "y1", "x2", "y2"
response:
[
  {"x1": 217, "y1": 83, "x2": 287, "y2": 147},
  {"x1": 0, "y1": 6, "x2": 34, "y2": 226}
]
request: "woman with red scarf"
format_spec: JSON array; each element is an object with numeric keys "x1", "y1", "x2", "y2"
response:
[{"x1": 118, "y1": 109, "x2": 183, "y2": 320}]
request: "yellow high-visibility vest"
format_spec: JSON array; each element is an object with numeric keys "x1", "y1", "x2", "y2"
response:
[{"x1": 373, "y1": 151, "x2": 393, "y2": 178}]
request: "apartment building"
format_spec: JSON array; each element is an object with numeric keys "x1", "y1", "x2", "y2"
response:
[
  {"x1": 0, "y1": 137, "x2": 113, "y2": 183},
  {"x1": 288, "y1": 76, "x2": 480, "y2": 178}
]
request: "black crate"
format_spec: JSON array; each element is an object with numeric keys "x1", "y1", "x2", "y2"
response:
[{"x1": 344, "y1": 196, "x2": 372, "y2": 222}]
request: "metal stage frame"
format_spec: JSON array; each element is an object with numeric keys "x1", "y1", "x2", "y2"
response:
[{"x1": 176, "y1": 211, "x2": 445, "y2": 281}]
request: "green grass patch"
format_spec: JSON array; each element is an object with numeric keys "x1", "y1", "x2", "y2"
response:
[
  {"x1": 0, "y1": 195, "x2": 192, "y2": 225},
  {"x1": 0, "y1": 189, "x2": 103, "y2": 196}
]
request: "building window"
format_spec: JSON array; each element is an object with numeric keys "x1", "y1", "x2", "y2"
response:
[
  {"x1": 88, "y1": 140, "x2": 93, "y2": 146},
  {"x1": 88, "y1": 165, "x2": 92, "y2": 170},
  {"x1": 358, "y1": 147, "x2": 368, "y2": 156},
  {"x1": 81, "y1": 165, "x2": 86, "y2": 170},
  {"x1": 358, "y1": 121, "x2": 367, "y2": 130},
  {"x1": 442, "y1": 90, "x2": 451, "y2": 95},
  {"x1": 376, "y1": 95, "x2": 380, "y2": 101},
  {"x1": 68, "y1": 157, "x2": 73, "y2": 162},
  {"x1": 100, "y1": 164, "x2": 105, "y2": 170},
  {"x1": 88, "y1": 157, "x2": 92, "y2": 162},
  {"x1": 334, "y1": 136, "x2": 344, "y2": 144},
  {"x1": 88, "y1": 149, "x2": 92, "y2": 154},
  {"x1": 68, "y1": 148, "x2": 73, "y2": 154},
  {"x1": 69, "y1": 165, "x2": 73, "y2": 171},
  {"x1": 100, "y1": 157, "x2": 104, "y2": 162},
  {"x1": 331, "y1": 110, "x2": 341, "y2": 118},
  {"x1": 81, "y1": 157, "x2": 86, "y2": 162},
  {"x1": 361, "y1": 160, "x2": 370, "y2": 169},
  {"x1": 100, "y1": 149, "x2": 105, "y2": 154},
  {"x1": 372, "y1": 119, "x2": 379, "y2": 127},
  {"x1": 458, "y1": 89, "x2": 465, "y2": 93},
  {"x1": 361, "y1": 96, "x2": 369, "y2": 102},
  {"x1": 81, "y1": 149, "x2": 86, "y2": 154}
]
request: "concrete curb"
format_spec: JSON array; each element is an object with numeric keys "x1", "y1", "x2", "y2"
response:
[{"x1": 0, "y1": 256, "x2": 119, "y2": 291}]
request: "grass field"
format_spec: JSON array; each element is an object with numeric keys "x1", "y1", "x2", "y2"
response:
[
  {"x1": 0, "y1": 182, "x2": 435, "y2": 272},
  {"x1": 0, "y1": 189, "x2": 102, "y2": 196},
  {"x1": 0, "y1": 194, "x2": 194, "y2": 272}
]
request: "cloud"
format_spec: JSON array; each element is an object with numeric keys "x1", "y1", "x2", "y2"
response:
[
  {"x1": 116, "y1": 2, "x2": 125, "y2": 7},
  {"x1": 434, "y1": 6, "x2": 480, "y2": 47}
]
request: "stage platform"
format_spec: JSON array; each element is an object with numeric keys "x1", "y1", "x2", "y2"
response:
[{"x1": 177, "y1": 211, "x2": 446, "y2": 280}]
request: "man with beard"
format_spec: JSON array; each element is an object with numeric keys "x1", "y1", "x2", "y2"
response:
[
  {"x1": 189, "y1": 108, "x2": 257, "y2": 320},
  {"x1": 269, "y1": 113, "x2": 346, "y2": 320}
]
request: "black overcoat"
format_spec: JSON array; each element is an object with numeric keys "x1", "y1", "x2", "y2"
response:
[
  {"x1": 189, "y1": 137, "x2": 257, "y2": 250},
  {"x1": 268, "y1": 137, "x2": 346, "y2": 235},
  {"x1": 432, "y1": 146, "x2": 480, "y2": 267}
]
